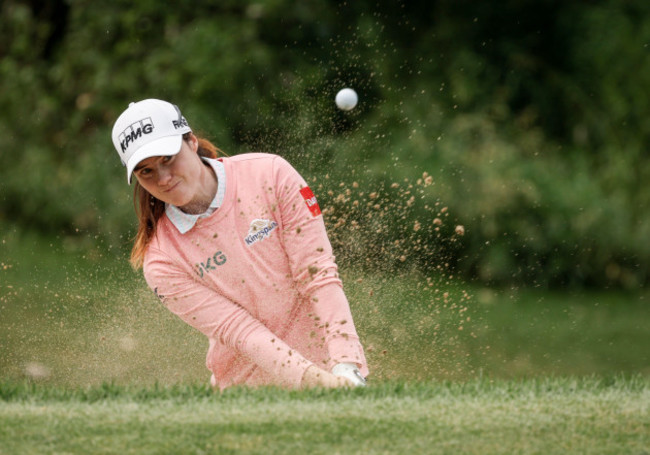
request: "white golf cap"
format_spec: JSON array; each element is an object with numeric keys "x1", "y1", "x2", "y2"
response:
[{"x1": 111, "y1": 99, "x2": 192, "y2": 184}]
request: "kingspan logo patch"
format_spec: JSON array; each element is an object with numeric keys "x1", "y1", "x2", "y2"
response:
[
  {"x1": 119, "y1": 117, "x2": 154, "y2": 153},
  {"x1": 245, "y1": 219, "x2": 278, "y2": 246}
]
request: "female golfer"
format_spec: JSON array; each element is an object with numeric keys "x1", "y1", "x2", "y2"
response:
[{"x1": 111, "y1": 99, "x2": 368, "y2": 390}]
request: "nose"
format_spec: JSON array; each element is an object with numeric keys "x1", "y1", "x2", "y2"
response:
[{"x1": 157, "y1": 166, "x2": 172, "y2": 186}]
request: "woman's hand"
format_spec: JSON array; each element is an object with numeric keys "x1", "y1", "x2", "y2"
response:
[{"x1": 301, "y1": 365, "x2": 354, "y2": 388}]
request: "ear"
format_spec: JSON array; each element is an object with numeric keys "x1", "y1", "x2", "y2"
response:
[{"x1": 188, "y1": 133, "x2": 199, "y2": 153}]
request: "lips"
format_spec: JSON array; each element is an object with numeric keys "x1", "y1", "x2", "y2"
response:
[{"x1": 164, "y1": 181, "x2": 180, "y2": 193}]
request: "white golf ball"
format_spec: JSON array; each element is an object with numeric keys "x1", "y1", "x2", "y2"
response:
[{"x1": 335, "y1": 88, "x2": 358, "y2": 111}]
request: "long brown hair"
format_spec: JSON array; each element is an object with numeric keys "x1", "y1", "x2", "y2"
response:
[{"x1": 130, "y1": 133, "x2": 222, "y2": 269}]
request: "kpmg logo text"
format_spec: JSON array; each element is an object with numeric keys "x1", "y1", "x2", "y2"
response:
[
  {"x1": 196, "y1": 250, "x2": 227, "y2": 278},
  {"x1": 119, "y1": 117, "x2": 154, "y2": 153}
]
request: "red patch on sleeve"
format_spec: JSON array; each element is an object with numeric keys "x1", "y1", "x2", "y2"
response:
[{"x1": 299, "y1": 186, "x2": 321, "y2": 217}]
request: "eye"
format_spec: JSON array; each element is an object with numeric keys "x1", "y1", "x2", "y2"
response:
[
  {"x1": 136, "y1": 167, "x2": 152, "y2": 177},
  {"x1": 162, "y1": 155, "x2": 174, "y2": 164}
]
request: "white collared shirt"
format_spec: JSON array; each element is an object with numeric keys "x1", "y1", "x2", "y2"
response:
[{"x1": 165, "y1": 158, "x2": 226, "y2": 234}]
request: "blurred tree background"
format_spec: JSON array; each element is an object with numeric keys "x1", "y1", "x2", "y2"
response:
[{"x1": 1, "y1": 0, "x2": 648, "y2": 289}]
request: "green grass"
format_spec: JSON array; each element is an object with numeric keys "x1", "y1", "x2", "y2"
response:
[
  {"x1": 1, "y1": 376, "x2": 648, "y2": 454},
  {"x1": 1, "y1": 227, "x2": 650, "y2": 453}
]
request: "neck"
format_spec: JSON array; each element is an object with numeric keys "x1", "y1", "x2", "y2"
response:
[{"x1": 179, "y1": 161, "x2": 218, "y2": 215}]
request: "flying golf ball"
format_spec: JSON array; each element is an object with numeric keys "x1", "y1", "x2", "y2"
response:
[{"x1": 335, "y1": 88, "x2": 358, "y2": 111}]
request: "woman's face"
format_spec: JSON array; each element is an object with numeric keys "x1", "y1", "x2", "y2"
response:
[{"x1": 133, "y1": 135, "x2": 204, "y2": 208}]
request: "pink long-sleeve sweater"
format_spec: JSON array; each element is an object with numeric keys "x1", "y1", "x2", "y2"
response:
[{"x1": 143, "y1": 153, "x2": 368, "y2": 390}]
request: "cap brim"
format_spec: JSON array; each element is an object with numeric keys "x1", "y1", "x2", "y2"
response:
[{"x1": 126, "y1": 135, "x2": 183, "y2": 184}]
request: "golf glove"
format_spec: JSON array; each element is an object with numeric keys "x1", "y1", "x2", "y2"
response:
[{"x1": 332, "y1": 362, "x2": 366, "y2": 387}]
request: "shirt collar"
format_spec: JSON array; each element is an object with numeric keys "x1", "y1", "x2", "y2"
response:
[{"x1": 165, "y1": 157, "x2": 226, "y2": 234}]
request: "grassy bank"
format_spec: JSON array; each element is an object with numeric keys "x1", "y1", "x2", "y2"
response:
[{"x1": 1, "y1": 376, "x2": 648, "y2": 454}]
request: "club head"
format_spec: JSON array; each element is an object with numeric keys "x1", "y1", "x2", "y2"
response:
[{"x1": 332, "y1": 363, "x2": 366, "y2": 387}]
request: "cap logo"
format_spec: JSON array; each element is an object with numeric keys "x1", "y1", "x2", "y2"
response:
[
  {"x1": 119, "y1": 117, "x2": 154, "y2": 153},
  {"x1": 172, "y1": 104, "x2": 189, "y2": 129},
  {"x1": 172, "y1": 118, "x2": 189, "y2": 129}
]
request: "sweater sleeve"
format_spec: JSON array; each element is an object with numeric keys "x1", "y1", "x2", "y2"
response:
[
  {"x1": 143, "y1": 247, "x2": 313, "y2": 388},
  {"x1": 272, "y1": 156, "x2": 368, "y2": 374}
]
